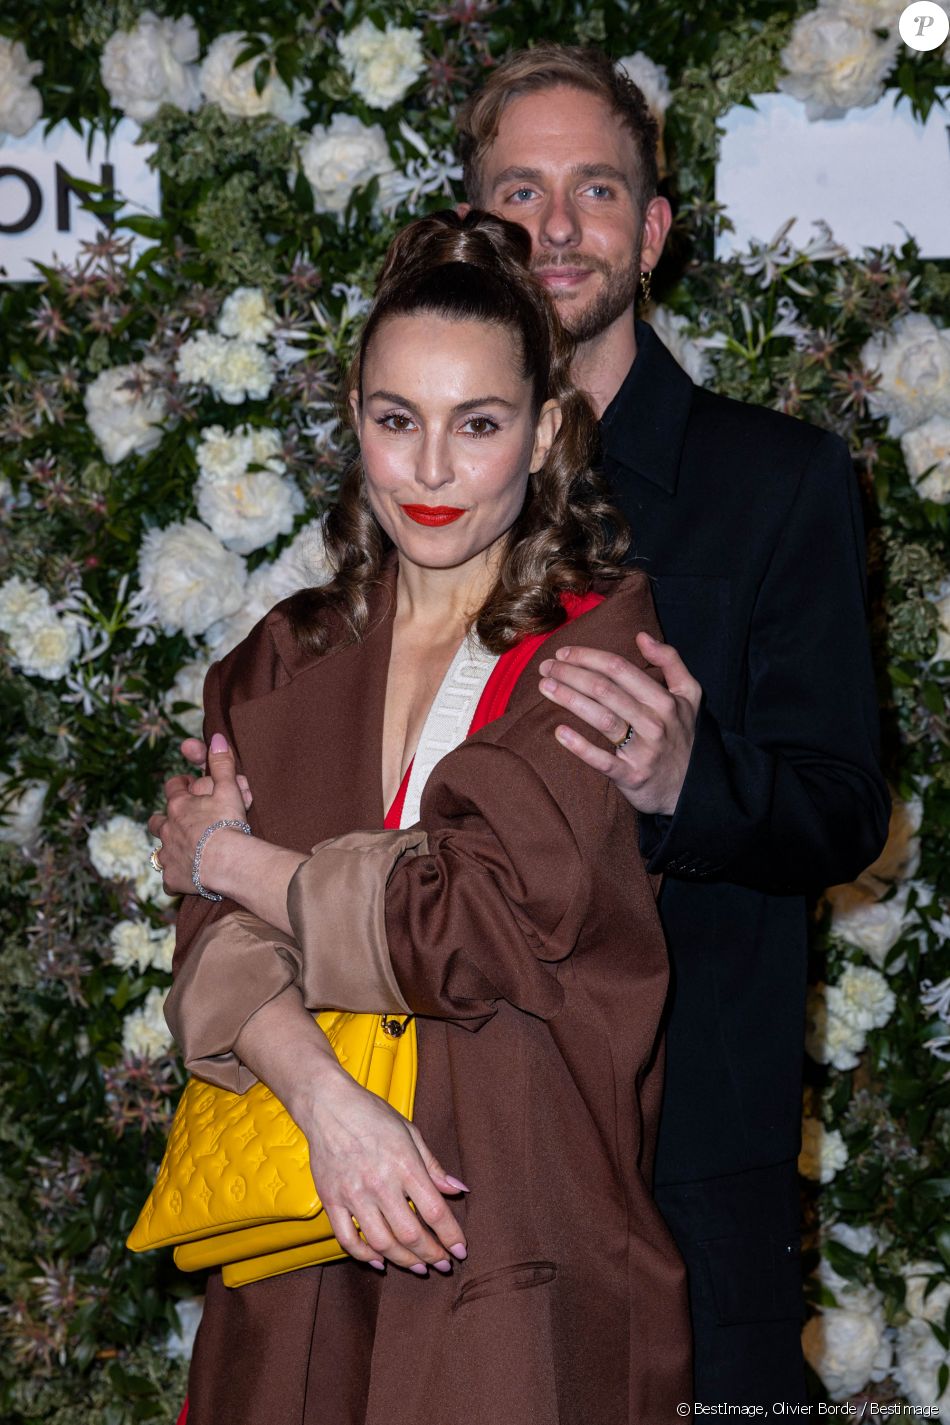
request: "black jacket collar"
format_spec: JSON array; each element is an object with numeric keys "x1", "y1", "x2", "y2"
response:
[{"x1": 599, "y1": 319, "x2": 694, "y2": 494}]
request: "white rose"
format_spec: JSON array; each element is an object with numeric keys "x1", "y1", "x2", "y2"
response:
[
  {"x1": 932, "y1": 585, "x2": 950, "y2": 664},
  {"x1": 902, "y1": 1262, "x2": 950, "y2": 1324},
  {"x1": 197, "y1": 467, "x2": 304, "y2": 554},
  {"x1": 778, "y1": 8, "x2": 898, "y2": 120},
  {"x1": 805, "y1": 982, "x2": 867, "y2": 1070},
  {"x1": 337, "y1": 18, "x2": 425, "y2": 110},
  {"x1": 828, "y1": 963, "x2": 896, "y2": 1034},
  {"x1": 646, "y1": 307, "x2": 712, "y2": 386},
  {"x1": 830, "y1": 0, "x2": 903, "y2": 29},
  {"x1": 8, "y1": 610, "x2": 83, "y2": 681},
  {"x1": 89, "y1": 813, "x2": 152, "y2": 881},
  {"x1": 300, "y1": 113, "x2": 398, "y2": 217},
  {"x1": 0, "y1": 38, "x2": 42, "y2": 140},
  {"x1": 165, "y1": 1296, "x2": 204, "y2": 1360},
  {"x1": 616, "y1": 52, "x2": 672, "y2": 119},
  {"x1": 100, "y1": 11, "x2": 201, "y2": 123},
  {"x1": 196, "y1": 424, "x2": 254, "y2": 483},
  {"x1": 802, "y1": 1302, "x2": 892, "y2": 1400},
  {"x1": 200, "y1": 32, "x2": 306, "y2": 124},
  {"x1": 826, "y1": 881, "x2": 912, "y2": 970},
  {"x1": 177, "y1": 332, "x2": 274, "y2": 405},
  {"x1": 0, "y1": 574, "x2": 51, "y2": 634},
  {"x1": 138, "y1": 518, "x2": 246, "y2": 637},
  {"x1": 902, "y1": 415, "x2": 950, "y2": 504},
  {"x1": 109, "y1": 919, "x2": 158, "y2": 973},
  {"x1": 134, "y1": 860, "x2": 176, "y2": 910},
  {"x1": 217, "y1": 287, "x2": 276, "y2": 345},
  {"x1": 861, "y1": 314, "x2": 950, "y2": 437},
  {"x1": 122, "y1": 986, "x2": 173, "y2": 1060},
  {"x1": 84, "y1": 361, "x2": 168, "y2": 465},
  {"x1": 0, "y1": 776, "x2": 47, "y2": 846},
  {"x1": 203, "y1": 516, "x2": 329, "y2": 655},
  {"x1": 894, "y1": 1318, "x2": 950, "y2": 1411},
  {"x1": 863, "y1": 793, "x2": 923, "y2": 887},
  {"x1": 799, "y1": 1118, "x2": 849, "y2": 1183},
  {"x1": 163, "y1": 656, "x2": 211, "y2": 738}
]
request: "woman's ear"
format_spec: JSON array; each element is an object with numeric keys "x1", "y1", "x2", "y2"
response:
[
  {"x1": 347, "y1": 388, "x2": 361, "y2": 431},
  {"x1": 529, "y1": 399, "x2": 562, "y2": 473}
]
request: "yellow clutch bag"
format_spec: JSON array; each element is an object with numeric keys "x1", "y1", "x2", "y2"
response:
[{"x1": 127, "y1": 1010, "x2": 416, "y2": 1288}]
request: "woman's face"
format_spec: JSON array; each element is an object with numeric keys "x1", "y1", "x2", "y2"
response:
[{"x1": 352, "y1": 312, "x2": 559, "y2": 576}]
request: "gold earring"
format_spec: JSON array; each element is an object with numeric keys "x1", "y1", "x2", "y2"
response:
[{"x1": 639, "y1": 270, "x2": 652, "y2": 305}]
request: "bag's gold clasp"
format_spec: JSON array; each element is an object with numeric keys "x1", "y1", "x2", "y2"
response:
[{"x1": 381, "y1": 1015, "x2": 413, "y2": 1039}]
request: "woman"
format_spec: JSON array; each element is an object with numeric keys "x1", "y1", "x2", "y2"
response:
[{"x1": 152, "y1": 209, "x2": 690, "y2": 1423}]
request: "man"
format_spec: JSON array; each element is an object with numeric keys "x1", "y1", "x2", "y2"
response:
[{"x1": 455, "y1": 45, "x2": 889, "y2": 1408}]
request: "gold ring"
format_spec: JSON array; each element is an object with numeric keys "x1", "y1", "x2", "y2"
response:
[
  {"x1": 149, "y1": 847, "x2": 163, "y2": 873},
  {"x1": 613, "y1": 723, "x2": 635, "y2": 753}
]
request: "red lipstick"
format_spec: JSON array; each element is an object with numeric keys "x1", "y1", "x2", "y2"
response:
[{"x1": 400, "y1": 505, "x2": 466, "y2": 526}]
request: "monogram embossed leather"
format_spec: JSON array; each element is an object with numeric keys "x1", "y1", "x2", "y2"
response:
[{"x1": 127, "y1": 1010, "x2": 416, "y2": 1285}]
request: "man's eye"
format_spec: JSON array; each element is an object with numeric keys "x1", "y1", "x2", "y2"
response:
[
  {"x1": 508, "y1": 187, "x2": 537, "y2": 202},
  {"x1": 585, "y1": 185, "x2": 613, "y2": 199}
]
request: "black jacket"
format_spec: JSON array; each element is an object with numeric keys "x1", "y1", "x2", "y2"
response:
[{"x1": 600, "y1": 321, "x2": 889, "y2": 1186}]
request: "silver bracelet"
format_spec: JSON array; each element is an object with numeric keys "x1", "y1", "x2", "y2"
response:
[{"x1": 192, "y1": 818, "x2": 251, "y2": 901}]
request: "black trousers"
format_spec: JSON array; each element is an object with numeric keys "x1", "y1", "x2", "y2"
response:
[{"x1": 655, "y1": 1158, "x2": 807, "y2": 1415}]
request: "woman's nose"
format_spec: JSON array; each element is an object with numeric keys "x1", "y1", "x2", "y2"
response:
[{"x1": 413, "y1": 430, "x2": 454, "y2": 490}]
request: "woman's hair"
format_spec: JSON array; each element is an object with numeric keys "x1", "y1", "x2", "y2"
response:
[
  {"x1": 285, "y1": 208, "x2": 630, "y2": 657},
  {"x1": 457, "y1": 45, "x2": 659, "y2": 216}
]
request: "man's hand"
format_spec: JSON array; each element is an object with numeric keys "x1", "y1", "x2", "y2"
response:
[{"x1": 538, "y1": 631, "x2": 701, "y2": 817}]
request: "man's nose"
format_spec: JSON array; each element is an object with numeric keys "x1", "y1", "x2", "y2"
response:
[{"x1": 539, "y1": 191, "x2": 581, "y2": 250}]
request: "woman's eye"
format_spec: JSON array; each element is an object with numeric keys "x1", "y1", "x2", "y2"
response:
[
  {"x1": 378, "y1": 412, "x2": 415, "y2": 433},
  {"x1": 461, "y1": 416, "x2": 499, "y2": 438}
]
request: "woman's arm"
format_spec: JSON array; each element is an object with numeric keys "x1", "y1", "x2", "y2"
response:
[{"x1": 229, "y1": 989, "x2": 468, "y2": 1273}]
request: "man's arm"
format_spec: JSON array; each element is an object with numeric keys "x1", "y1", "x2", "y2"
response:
[{"x1": 540, "y1": 431, "x2": 890, "y2": 894}]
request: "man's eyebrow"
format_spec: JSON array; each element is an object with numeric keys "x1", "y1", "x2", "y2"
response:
[
  {"x1": 366, "y1": 390, "x2": 518, "y2": 413},
  {"x1": 490, "y1": 162, "x2": 633, "y2": 192}
]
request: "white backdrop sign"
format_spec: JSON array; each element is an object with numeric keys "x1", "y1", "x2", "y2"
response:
[
  {"x1": 0, "y1": 120, "x2": 159, "y2": 282},
  {"x1": 716, "y1": 89, "x2": 950, "y2": 260}
]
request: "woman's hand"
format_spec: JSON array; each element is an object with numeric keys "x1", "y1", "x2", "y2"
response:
[
  {"x1": 147, "y1": 733, "x2": 250, "y2": 894},
  {"x1": 298, "y1": 1058, "x2": 469, "y2": 1274}
]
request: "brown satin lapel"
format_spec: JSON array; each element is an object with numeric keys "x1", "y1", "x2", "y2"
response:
[{"x1": 231, "y1": 568, "x2": 396, "y2": 850}]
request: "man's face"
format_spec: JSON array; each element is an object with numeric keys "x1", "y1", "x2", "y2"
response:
[{"x1": 479, "y1": 85, "x2": 647, "y2": 343}]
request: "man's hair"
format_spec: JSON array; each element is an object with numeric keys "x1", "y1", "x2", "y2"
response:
[{"x1": 457, "y1": 44, "x2": 659, "y2": 215}]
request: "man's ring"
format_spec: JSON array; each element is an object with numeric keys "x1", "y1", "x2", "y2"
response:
[
  {"x1": 149, "y1": 847, "x2": 163, "y2": 873},
  {"x1": 613, "y1": 723, "x2": 635, "y2": 754}
]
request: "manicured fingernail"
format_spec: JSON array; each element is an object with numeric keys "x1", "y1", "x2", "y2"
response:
[
  {"x1": 444, "y1": 1175, "x2": 470, "y2": 1193},
  {"x1": 433, "y1": 1259, "x2": 452, "y2": 1273},
  {"x1": 450, "y1": 1243, "x2": 468, "y2": 1260},
  {"x1": 209, "y1": 733, "x2": 228, "y2": 753},
  {"x1": 410, "y1": 1263, "x2": 428, "y2": 1276},
  {"x1": 369, "y1": 1259, "x2": 385, "y2": 1271}
]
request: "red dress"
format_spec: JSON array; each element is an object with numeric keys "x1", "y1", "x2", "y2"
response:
[{"x1": 175, "y1": 590, "x2": 602, "y2": 1425}]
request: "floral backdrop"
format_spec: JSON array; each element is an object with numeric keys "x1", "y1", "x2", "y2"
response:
[{"x1": 0, "y1": 1, "x2": 948, "y2": 1419}]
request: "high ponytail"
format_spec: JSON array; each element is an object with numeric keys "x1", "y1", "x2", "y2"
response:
[{"x1": 285, "y1": 209, "x2": 630, "y2": 656}]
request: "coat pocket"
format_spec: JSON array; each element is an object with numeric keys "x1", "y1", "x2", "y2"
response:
[{"x1": 454, "y1": 1260, "x2": 557, "y2": 1309}]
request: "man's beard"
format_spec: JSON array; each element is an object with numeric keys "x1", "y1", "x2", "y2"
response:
[{"x1": 533, "y1": 251, "x2": 640, "y2": 344}]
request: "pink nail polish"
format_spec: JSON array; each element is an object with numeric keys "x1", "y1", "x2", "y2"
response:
[
  {"x1": 409, "y1": 1263, "x2": 428, "y2": 1276},
  {"x1": 433, "y1": 1259, "x2": 452, "y2": 1273},
  {"x1": 444, "y1": 1175, "x2": 470, "y2": 1193},
  {"x1": 209, "y1": 733, "x2": 228, "y2": 753},
  {"x1": 369, "y1": 1259, "x2": 385, "y2": 1271},
  {"x1": 450, "y1": 1244, "x2": 468, "y2": 1261}
]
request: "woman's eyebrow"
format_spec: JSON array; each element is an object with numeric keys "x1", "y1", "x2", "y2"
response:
[{"x1": 367, "y1": 390, "x2": 517, "y2": 413}]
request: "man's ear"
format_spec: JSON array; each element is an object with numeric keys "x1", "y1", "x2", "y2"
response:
[
  {"x1": 456, "y1": 201, "x2": 471, "y2": 218},
  {"x1": 639, "y1": 195, "x2": 674, "y2": 277},
  {"x1": 530, "y1": 399, "x2": 563, "y2": 473}
]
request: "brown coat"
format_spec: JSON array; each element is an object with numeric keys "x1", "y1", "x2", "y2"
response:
[{"x1": 171, "y1": 561, "x2": 691, "y2": 1425}]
